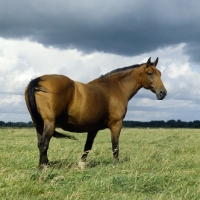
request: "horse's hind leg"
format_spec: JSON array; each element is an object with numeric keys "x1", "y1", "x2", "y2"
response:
[
  {"x1": 37, "y1": 121, "x2": 55, "y2": 166},
  {"x1": 79, "y1": 131, "x2": 98, "y2": 169}
]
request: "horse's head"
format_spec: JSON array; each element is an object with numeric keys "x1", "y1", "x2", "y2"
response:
[{"x1": 141, "y1": 57, "x2": 167, "y2": 100}]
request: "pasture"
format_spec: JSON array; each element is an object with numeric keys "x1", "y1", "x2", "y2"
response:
[{"x1": 1, "y1": 128, "x2": 200, "y2": 199}]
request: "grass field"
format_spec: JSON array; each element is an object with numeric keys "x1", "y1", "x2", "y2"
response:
[{"x1": 1, "y1": 128, "x2": 200, "y2": 199}]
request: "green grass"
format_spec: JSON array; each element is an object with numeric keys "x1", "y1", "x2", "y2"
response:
[{"x1": 1, "y1": 128, "x2": 200, "y2": 199}]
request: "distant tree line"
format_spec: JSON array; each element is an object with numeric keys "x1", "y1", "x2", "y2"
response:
[
  {"x1": 123, "y1": 120, "x2": 200, "y2": 128},
  {"x1": 0, "y1": 120, "x2": 200, "y2": 128},
  {"x1": 0, "y1": 121, "x2": 34, "y2": 128}
]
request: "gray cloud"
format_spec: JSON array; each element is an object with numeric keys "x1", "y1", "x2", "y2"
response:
[
  {"x1": 183, "y1": 43, "x2": 200, "y2": 63},
  {"x1": 0, "y1": 1, "x2": 200, "y2": 61},
  {"x1": 0, "y1": 1, "x2": 200, "y2": 123},
  {"x1": 125, "y1": 99, "x2": 200, "y2": 122}
]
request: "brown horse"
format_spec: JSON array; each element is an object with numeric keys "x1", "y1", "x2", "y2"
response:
[{"x1": 25, "y1": 57, "x2": 167, "y2": 167}]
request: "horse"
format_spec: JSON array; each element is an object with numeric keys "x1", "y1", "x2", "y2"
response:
[{"x1": 24, "y1": 57, "x2": 167, "y2": 167}]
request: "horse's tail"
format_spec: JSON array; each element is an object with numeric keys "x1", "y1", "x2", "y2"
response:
[
  {"x1": 53, "y1": 130, "x2": 78, "y2": 141},
  {"x1": 25, "y1": 77, "x2": 43, "y2": 129},
  {"x1": 25, "y1": 77, "x2": 77, "y2": 141}
]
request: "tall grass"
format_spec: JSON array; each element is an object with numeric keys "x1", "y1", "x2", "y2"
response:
[{"x1": 1, "y1": 128, "x2": 200, "y2": 199}]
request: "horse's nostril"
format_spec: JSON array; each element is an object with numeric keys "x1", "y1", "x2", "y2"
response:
[{"x1": 160, "y1": 89, "x2": 167, "y2": 96}]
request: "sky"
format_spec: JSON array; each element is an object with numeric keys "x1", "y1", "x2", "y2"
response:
[{"x1": 0, "y1": 0, "x2": 200, "y2": 122}]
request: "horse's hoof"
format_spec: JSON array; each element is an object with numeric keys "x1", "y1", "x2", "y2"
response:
[
  {"x1": 78, "y1": 161, "x2": 86, "y2": 170},
  {"x1": 113, "y1": 159, "x2": 119, "y2": 167},
  {"x1": 39, "y1": 164, "x2": 50, "y2": 171}
]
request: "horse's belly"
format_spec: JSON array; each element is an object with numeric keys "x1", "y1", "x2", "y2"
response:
[
  {"x1": 58, "y1": 122, "x2": 107, "y2": 133},
  {"x1": 56, "y1": 113, "x2": 107, "y2": 133},
  {"x1": 64, "y1": 123, "x2": 107, "y2": 133}
]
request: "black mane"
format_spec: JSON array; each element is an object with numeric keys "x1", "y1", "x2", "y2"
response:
[{"x1": 100, "y1": 64, "x2": 141, "y2": 78}]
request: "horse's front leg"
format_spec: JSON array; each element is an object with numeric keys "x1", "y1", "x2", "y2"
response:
[
  {"x1": 79, "y1": 131, "x2": 98, "y2": 169},
  {"x1": 109, "y1": 120, "x2": 122, "y2": 165}
]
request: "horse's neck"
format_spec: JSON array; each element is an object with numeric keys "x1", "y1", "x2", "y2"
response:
[
  {"x1": 119, "y1": 67, "x2": 143, "y2": 100},
  {"x1": 90, "y1": 67, "x2": 143, "y2": 101}
]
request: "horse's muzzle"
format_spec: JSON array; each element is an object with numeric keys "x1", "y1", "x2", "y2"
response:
[{"x1": 156, "y1": 88, "x2": 167, "y2": 100}]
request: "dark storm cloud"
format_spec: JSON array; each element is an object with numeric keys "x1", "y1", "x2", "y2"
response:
[
  {"x1": 183, "y1": 43, "x2": 200, "y2": 63},
  {"x1": 0, "y1": 0, "x2": 200, "y2": 60}
]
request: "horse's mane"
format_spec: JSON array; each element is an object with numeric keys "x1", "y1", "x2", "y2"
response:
[{"x1": 100, "y1": 64, "x2": 141, "y2": 78}]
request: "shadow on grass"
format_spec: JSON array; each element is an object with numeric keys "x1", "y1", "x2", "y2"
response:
[
  {"x1": 48, "y1": 155, "x2": 130, "y2": 169},
  {"x1": 49, "y1": 159, "x2": 77, "y2": 169},
  {"x1": 48, "y1": 159, "x2": 111, "y2": 169}
]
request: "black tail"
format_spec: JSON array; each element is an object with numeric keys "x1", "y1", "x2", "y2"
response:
[
  {"x1": 27, "y1": 77, "x2": 77, "y2": 141},
  {"x1": 53, "y1": 131, "x2": 78, "y2": 141},
  {"x1": 27, "y1": 77, "x2": 44, "y2": 128}
]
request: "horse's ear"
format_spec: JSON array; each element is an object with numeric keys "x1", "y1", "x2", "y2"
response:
[
  {"x1": 154, "y1": 57, "x2": 159, "y2": 67},
  {"x1": 146, "y1": 57, "x2": 151, "y2": 68}
]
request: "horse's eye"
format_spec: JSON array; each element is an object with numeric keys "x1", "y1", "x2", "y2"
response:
[{"x1": 147, "y1": 72, "x2": 153, "y2": 76}]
